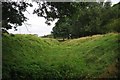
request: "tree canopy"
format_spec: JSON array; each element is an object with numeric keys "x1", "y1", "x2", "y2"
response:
[
  {"x1": 52, "y1": 2, "x2": 120, "y2": 39},
  {"x1": 2, "y1": 2, "x2": 32, "y2": 30},
  {"x1": 2, "y1": 1, "x2": 120, "y2": 38}
]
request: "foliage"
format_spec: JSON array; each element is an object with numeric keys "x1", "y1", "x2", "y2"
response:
[
  {"x1": 33, "y1": 2, "x2": 81, "y2": 25},
  {"x1": 105, "y1": 18, "x2": 120, "y2": 32},
  {"x1": 52, "y1": 2, "x2": 120, "y2": 38},
  {"x1": 2, "y1": 1, "x2": 120, "y2": 38},
  {"x1": 2, "y1": 2, "x2": 32, "y2": 30}
]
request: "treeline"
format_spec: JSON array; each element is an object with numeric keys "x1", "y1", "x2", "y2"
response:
[
  {"x1": 52, "y1": 2, "x2": 120, "y2": 39},
  {"x1": 2, "y1": 1, "x2": 120, "y2": 38}
]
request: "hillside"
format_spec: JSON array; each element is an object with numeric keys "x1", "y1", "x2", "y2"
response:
[{"x1": 2, "y1": 33, "x2": 120, "y2": 80}]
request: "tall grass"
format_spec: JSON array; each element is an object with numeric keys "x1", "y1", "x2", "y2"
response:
[{"x1": 2, "y1": 33, "x2": 119, "y2": 79}]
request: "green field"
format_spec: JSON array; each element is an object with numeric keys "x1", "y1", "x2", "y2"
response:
[{"x1": 2, "y1": 33, "x2": 120, "y2": 80}]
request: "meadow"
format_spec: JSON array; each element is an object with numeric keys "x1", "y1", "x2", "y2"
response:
[{"x1": 2, "y1": 33, "x2": 120, "y2": 80}]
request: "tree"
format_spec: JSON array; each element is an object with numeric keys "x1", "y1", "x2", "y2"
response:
[
  {"x1": 2, "y1": 2, "x2": 32, "y2": 31},
  {"x1": 52, "y1": 19, "x2": 71, "y2": 40},
  {"x1": 2, "y1": 1, "x2": 119, "y2": 37},
  {"x1": 51, "y1": 2, "x2": 120, "y2": 38},
  {"x1": 33, "y1": 2, "x2": 82, "y2": 25},
  {"x1": 2, "y1": 1, "x2": 84, "y2": 32},
  {"x1": 52, "y1": 2, "x2": 105, "y2": 38}
]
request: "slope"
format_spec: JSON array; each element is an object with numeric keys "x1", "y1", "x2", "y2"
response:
[{"x1": 2, "y1": 33, "x2": 120, "y2": 79}]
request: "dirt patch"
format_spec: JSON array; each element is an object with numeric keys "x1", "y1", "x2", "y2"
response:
[{"x1": 99, "y1": 62, "x2": 118, "y2": 78}]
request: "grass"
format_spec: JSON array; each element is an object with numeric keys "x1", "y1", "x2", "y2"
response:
[{"x1": 2, "y1": 33, "x2": 120, "y2": 80}]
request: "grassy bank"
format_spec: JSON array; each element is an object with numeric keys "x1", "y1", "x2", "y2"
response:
[{"x1": 2, "y1": 33, "x2": 120, "y2": 80}]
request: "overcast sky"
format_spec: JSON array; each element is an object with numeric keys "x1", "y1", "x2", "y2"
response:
[{"x1": 8, "y1": 0, "x2": 120, "y2": 36}]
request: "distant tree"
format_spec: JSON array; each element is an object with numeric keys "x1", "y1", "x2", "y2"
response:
[
  {"x1": 101, "y1": 2, "x2": 120, "y2": 33},
  {"x1": 52, "y1": 21, "x2": 70, "y2": 40}
]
